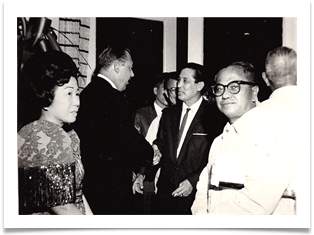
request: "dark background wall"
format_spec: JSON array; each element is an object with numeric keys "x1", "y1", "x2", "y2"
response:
[
  {"x1": 96, "y1": 17, "x2": 282, "y2": 110},
  {"x1": 18, "y1": 17, "x2": 283, "y2": 130},
  {"x1": 204, "y1": 18, "x2": 283, "y2": 102},
  {"x1": 176, "y1": 18, "x2": 188, "y2": 72}
]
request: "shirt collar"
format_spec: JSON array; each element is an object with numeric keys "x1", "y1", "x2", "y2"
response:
[
  {"x1": 269, "y1": 85, "x2": 297, "y2": 100},
  {"x1": 97, "y1": 73, "x2": 118, "y2": 90},
  {"x1": 226, "y1": 106, "x2": 258, "y2": 135},
  {"x1": 182, "y1": 97, "x2": 203, "y2": 113},
  {"x1": 153, "y1": 102, "x2": 163, "y2": 116}
]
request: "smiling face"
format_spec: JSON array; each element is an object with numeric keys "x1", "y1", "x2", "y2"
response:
[
  {"x1": 44, "y1": 77, "x2": 80, "y2": 126},
  {"x1": 215, "y1": 66, "x2": 258, "y2": 124}
]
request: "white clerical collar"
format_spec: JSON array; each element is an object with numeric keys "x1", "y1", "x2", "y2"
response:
[{"x1": 97, "y1": 73, "x2": 118, "y2": 90}]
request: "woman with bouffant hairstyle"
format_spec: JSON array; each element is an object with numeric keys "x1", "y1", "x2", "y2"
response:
[{"x1": 18, "y1": 50, "x2": 92, "y2": 215}]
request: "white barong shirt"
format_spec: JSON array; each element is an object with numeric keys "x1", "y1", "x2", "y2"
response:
[{"x1": 192, "y1": 86, "x2": 296, "y2": 215}]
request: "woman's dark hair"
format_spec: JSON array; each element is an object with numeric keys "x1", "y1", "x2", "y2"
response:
[
  {"x1": 21, "y1": 50, "x2": 79, "y2": 108},
  {"x1": 18, "y1": 50, "x2": 79, "y2": 131}
]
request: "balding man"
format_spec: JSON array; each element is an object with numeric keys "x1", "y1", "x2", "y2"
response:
[
  {"x1": 192, "y1": 47, "x2": 297, "y2": 215},
  {"x1": 257, "y1": 46, "x2": 297, "y2": 214}
]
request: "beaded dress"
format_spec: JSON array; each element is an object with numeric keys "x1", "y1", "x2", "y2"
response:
[{"x1": 18, "y1": 120, "x2": 85, "y2": 214}]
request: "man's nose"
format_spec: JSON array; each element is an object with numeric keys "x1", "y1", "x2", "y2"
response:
[
  {"x1": 177, "y1": 79, "x2": 183, "y2": 88},
  {"x1": 131, "y1": 70, "x2": 135, "y2": 77},
  {"x1": 221, "y1": 87, "x2": 231, "y2": 99}
]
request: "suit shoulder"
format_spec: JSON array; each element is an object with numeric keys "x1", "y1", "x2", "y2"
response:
[
  {"x1": 136, "y1": 105, "x2": 154, "y2": 115},
  {"x1": 80, "y1": 79, "x2": 116, "y2": 100}
]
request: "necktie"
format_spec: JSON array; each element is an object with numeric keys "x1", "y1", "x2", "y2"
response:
[{"x1": 178, "y1": 108, "x2": 191, "y2": 144}]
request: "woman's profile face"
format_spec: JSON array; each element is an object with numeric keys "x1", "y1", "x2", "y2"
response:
[{"x1": 45, "y1": 77, "x2": 80, "y2": 126}]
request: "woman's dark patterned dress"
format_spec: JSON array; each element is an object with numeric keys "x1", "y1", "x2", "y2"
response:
[{"x1": 18, "y1": 120, "x2": 85, "y2": 214}]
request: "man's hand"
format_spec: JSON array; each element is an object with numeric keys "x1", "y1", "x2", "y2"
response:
[
  {"x1": 171, "y1": 179, "x2": 193, "y2": 197},
  {"x1": 132, "y1": 173, "x2": 145, "y2": 194},
  {"x1": 152, "y1": 144, "x2": 162, "y2": 165}
]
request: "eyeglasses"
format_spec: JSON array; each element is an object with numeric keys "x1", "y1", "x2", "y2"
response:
[
  {"x1": 212, "y1": 80, "x2": 256, "y2": 97},
  {"x1": 166, "y1": 87, "x2": 177, "y2": 94}
]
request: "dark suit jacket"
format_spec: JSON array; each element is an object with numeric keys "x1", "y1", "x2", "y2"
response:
[
  {"x1": 74, "y1": 76, "x2": 154, "y2": 215},
  {"x1": 152, "y1": 99, "x2": 225, "y2": 214},
  {"x1": 134, "y1": 104, "x2": 157, "y2": 138}
]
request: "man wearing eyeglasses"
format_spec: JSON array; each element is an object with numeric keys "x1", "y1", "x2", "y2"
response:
[
  {"x1": 145, "y1": 63, "x2": 225, "y2": 215},
  {"x1": 134, "y1": 72, "x2": 177, "y2": 142},
  {"x1": 192, "y1": 51, "x2": 297, "y2": 215},
  {"x1": 193, "y1": 49, "x2": 298, "y2": 215},
  {"x1": 192, "y1": 61, "x2": 261, "y2": 214},
  {"x1": 164, "y1": 75, "x2": 178, "y2": 107}
]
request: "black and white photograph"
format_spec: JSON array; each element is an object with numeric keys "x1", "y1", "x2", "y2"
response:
[{"x1": 2, "y1": 0, "x2": 312, "y2": 232}]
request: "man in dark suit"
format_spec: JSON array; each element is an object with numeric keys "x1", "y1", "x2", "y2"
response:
[
  {"x1": 133, "y1": 72, "x2": 178, "y2": 214},
  {"x1": 134, "y1": 72, "x2": 178, "y2": 142},
  {"x1": 145, "y1": 63, "x2": 226, "y2": 214},
  {"x1": 74, "y1": 45, "x2": 154, "y2": 215}
]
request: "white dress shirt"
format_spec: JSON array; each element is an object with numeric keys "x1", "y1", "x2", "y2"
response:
[
  {"x1": 145, "y1": 102, "x2": 163, "y2": 145},
  {"x1": 177, "y1": 97, "x2": 203, "y2": 157},
  {"x1": 97, "y1": 73, "x2": 117, "y2": 90},
  {"x1": 192, "y1": 86, "x2": 296, "y2": 215},
  {"x1": 145, "y1": 102, "x2": 164, "y2": 193}
]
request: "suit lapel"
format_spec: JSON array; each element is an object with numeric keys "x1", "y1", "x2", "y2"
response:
[
  {"x1": 140, "y1": 105, "x2": 157, "y2": 138},
  {"x1": 149, "y1": 105, "x2": 157, "y2": 123},
  {"x1": 176, "y1": 100, "x2": 206, "y2": 165}
]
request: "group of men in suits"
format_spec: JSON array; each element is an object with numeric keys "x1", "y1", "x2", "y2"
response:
[
  {"x1": 132, "y1": 63, "x2": 226, "y2": 214},
  {"x1": 74, "y1": 43, "x2": 296, "y2": 215},
  {"x1": 75, "y1": 44, "x2": 226, "y2": 215},
  {"x1": 133, "y1": 72, "x2": 178, "y2": 214}
]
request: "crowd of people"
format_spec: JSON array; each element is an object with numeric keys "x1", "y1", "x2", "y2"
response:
[{"x1": 17, "y1": 45, "x2": 297, "y2": 215}]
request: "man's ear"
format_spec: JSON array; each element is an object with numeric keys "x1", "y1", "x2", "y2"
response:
[
  {"x1": 153, "y1": 87, "x2": 157, "y2": 95},
  {"x1": 262, "y1": 72, "x2": 270, "y2": 86},
  {"x1": 252, "y1": 85, "x2": 259, "y2": 103},
  {"x1": 197, "y1": 81, "x2": 205, "y2": 92},
  {"x1": 113, "y1": 61, "x2": 120, "y2": 74},
  {"x1": 253, "y1": 85, "x2": 259, "y2": 95}
]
